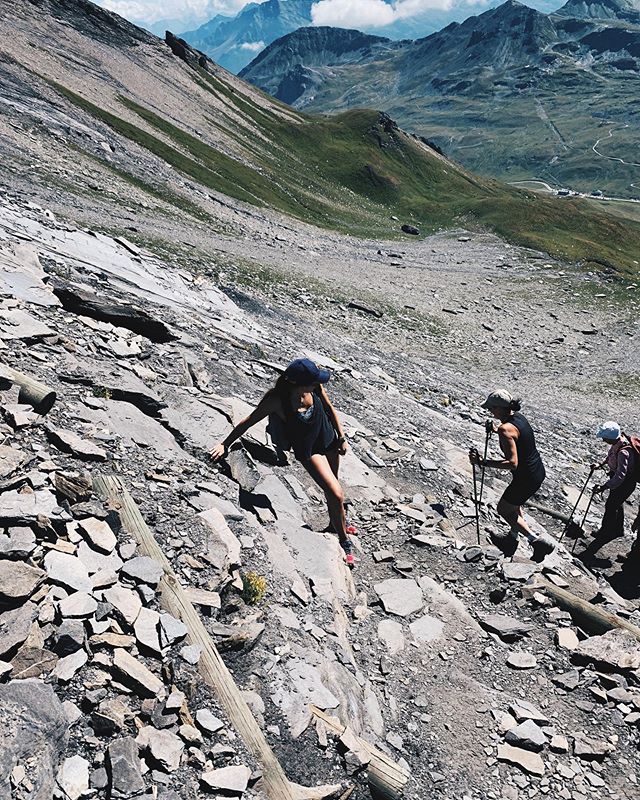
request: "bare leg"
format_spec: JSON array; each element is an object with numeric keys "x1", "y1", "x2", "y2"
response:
[
  {"x1": 497, "y1": 498, "x2": 536, "y2": 542},
  {"x1": 325, "y1": 444, "x2": 340, "y2": 479},
  {"x1": 302, "y1": 453, "x2": 347, "y2": 542}
]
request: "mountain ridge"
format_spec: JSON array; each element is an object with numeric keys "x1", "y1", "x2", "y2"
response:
[{"x1": 241, "y1": 0, "x2": 640, "y2": 198}]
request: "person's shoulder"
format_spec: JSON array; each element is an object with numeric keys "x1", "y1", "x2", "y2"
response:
[{"x1": 499, "y1": 421, "x2": 518, "y2": 436}]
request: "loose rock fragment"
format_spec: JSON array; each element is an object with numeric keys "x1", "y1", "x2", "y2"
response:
[
  {"x1": 46, "y1": 426, "x2": 107, "y2": 461},
  {"x1": 57, "y1": 754, "x2": 90, "y2": 800},
  {"x1": 200, "y1": 764, "x2": 251, "y2": 794},
  {"x1": 0, "y1": 560, "x2": 45, "y2": 601},
  {"x1": 497, "y1": 743, "x2": 545, "y2": 775},
  {"x1": 374, "y1": 578, "x2": 423, "y2": 617},
  {"x1": 121, "y1": 556, "x2": 163, "y2": 586},
  {"x1": 112, "y1": 648, "x2": 162, "y2": 697},
  {"x1": 137, "y1": 726, "x2": 184, "y2": 772},
  {"x1": 505, "y1": 720, "x2": 548, "y2": 752},
  {"x1": 107, "y1": 737, "x2": 145, "y2": 798},
  {"x1": 44, "y1": 551, "x2": 92, "y2": 593}
]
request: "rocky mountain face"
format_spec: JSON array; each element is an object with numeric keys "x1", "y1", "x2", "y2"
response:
[
  {"x1": 2, "y1": 2, "x2": 640, "y2": 800},
  {"x1": 241, "y1": 0, "x2": 640, "y2": 197},
  {"x1": 556, "y1": 0, "x2": 640, "y2": 22},
  {"x1": 181, "y1": 0, "x2": 316, "y2": 75},
  {"x1": 181, "y1": 0, "x2": 564, "y2": 74}
]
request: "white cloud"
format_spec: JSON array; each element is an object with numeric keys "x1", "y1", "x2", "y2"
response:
[
  {"x1": 238, "y1": 40, "x2": 267, "y2": 51},
  {"x1": 97, "y1": 1, "x2": 261, "y2": 27},
  {"x1": 311, "y1": 0, "x2": 458, "y2": 29}
]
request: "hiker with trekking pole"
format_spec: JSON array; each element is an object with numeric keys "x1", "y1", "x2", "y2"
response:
[
  {"x1": 469, "y1": 390, "x2": 554, "y2": 561},
  {"x1": 578, "y1": 421, "x2": 639, "y2": 561},
  {"x1": 209, "y1": 358, "x2": 358, "y2": 567}
]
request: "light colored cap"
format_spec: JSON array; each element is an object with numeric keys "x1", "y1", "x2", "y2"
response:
[
  {"x1": 596, "y1": 421, "x2": 621, "y2": 440},
  {"x1": 481, "y1": 389, "x2": 513, "y2": 409}
]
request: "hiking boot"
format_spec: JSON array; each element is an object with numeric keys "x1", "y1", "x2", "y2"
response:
[
  {"x1": 531, "y1": 538, "x2": 554, "y2": 562},
  {"x1": 341, "y1": 538, "x2": 355, "y2": 568},
  {"x1": 489, "y1": 530, "x2": 518, "y2": 557}
]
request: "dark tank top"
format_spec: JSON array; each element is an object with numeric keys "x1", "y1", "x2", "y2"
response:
[
  {"x1": 283, "y1": 388, "x2": 336, "y2": 461},
  {"x1": 510, "y1": 412, "x2": 545, "y2": 481}
]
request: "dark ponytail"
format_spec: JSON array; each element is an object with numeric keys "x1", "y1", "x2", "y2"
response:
[{"x1": 509, "y1": 398, "x2": 522, "y2": 412}]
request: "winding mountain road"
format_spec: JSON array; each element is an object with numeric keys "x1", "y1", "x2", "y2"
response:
[{"x1": 592, "y1": 124, "x2": 640, "y2": 168}]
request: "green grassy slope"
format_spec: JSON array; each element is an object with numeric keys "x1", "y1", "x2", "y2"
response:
[{"x1": 47, "y1": 72, "x2": 640, "y2": 276}]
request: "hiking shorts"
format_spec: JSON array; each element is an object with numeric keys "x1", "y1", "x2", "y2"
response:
[{"x1": 501, "y1": 471, "x2": 545, "y2": 507}]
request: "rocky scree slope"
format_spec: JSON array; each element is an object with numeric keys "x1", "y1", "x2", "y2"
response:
[
  {"x1": 2, "y1": 174, "x2": 640, "y2": 799},
  {"x1": 240, "y1": 0, "x2": 640, "y2": 199},
  {"x1": 2, "y1": 0, "x2": 640, "y2": 274}
]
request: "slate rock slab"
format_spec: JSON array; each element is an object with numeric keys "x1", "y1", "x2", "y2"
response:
[
  {"x1": 46, "y1": 427, "x2": 107, "y2": 462},
  {"x1": 200, "y1": 764, "x2": 251, "y2": 793},
  {"x1": 478, "y1": 613, "x2": 533, "y2": 641},
  {"x1": 573, "y1": 628, "x2": 640, "y2": 672},
  {"x1": 107, "y1": 737, "x2": 145, "y2": 798},
  {"x1": 0, "y1": 601, "x2": 38, "y2": 659},
  {"x1": 0, "y1": 679, "x2": 69, "y2": 798},
  {"x1": 505, "y1": 719, "x2": 548, "y2": 752},
  {"x1": 0, "y1": 489, "x2": 69, "y2": 525},
  {"x1": 374, "y1": 578, "x2": 423, "y2": 617},
  {"x1": 0, "y1": 560, "x2": 45, "y2": 601},
  {"x1": 45, "y1": 551, "x2": 92, "y2": 593},
  {"x1": 497, "y1": 743, "x2": 544, "y2": 775}
]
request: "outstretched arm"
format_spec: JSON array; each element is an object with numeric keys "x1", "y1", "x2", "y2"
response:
[{"x1": 210, "y1": 393, "x2": 279, "y2": 461}]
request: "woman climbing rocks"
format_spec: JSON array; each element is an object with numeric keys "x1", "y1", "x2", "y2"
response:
[
  {"x1": 581, "y1": 421, "x2": 638, "y2": 560},
  {"x1": 210, "y1": 358, "x2": 356, "y2": 567},
  {"x1": 469, "y1": 389, "x2": 554, "y2": 561}
]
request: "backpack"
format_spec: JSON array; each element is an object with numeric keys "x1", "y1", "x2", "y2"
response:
[{"x1": 622, "y1": 434, "x2": 640, "y2": 480}]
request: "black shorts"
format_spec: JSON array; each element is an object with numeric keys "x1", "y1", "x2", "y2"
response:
[
  {"x1": 311, "y1": 433, "x2": 338, "y2": 457},
  {"x1": 502, "y1": 472, "x2": 545, "y2": 506}
]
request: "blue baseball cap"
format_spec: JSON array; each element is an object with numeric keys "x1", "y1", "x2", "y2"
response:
[{"x1": 283, "y1": 358, "x2": 331, "y2": 386}]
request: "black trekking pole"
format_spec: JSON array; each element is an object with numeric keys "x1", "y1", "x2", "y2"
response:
[
  {"x1": 471, "y1": 448, "x2": 481, "y2": 544},
  {"x1": 559, "y1": 465, "x2": 596, "y2": 543},
  {"x1": 477, "y1": 425, "x2": 492, "y2": 512},
  {"x1": 570, "y1": 488, "x2": 597, "y2": 554}
]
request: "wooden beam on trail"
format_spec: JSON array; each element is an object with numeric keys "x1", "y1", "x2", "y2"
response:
[
  {"x1": 310, "y1": 705, "x2": 410, "y2": 799},
  {"x1": 93, "y1": 474, "x2": 343, "y2": 800},
  {"x1": 525, "y1": 501, "x2": 573, "y2": 525},
  {"x1": 0, "y1": 363, "x2": 57, "y2": 414},
  {"x1": 538, "y1": 577, "x2": 640, "y2": 641}
]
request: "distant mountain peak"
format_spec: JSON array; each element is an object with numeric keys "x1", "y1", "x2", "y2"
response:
[{"x1": 555, "y1": 0, "x2": 640, "y2": 21}]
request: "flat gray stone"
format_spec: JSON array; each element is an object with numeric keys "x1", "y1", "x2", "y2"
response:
[
  {"x1": 574, "y1": 628, "x2": 640, "y2": 672},
  {"x1": 374, "y1": 578, "x2": 423, "y2": 617},
  {"x1": 120, "y1": 556, "x2": 163, "y2": 586},
  {"x1": 58, "y1": 592, "x2": 98, "y2": 619},
  {"x1": 478, "y1": 613, "x2": 533, "y2": 640},
  {"x1": 573, "y1": 735, "x2": 615, "y2": 761},
  {"x1": 509, "y1": 699, "x2": 549, "y2": 725},
  {"x1": 506, "y1": 651, "x2": 538, "y2": 669},
  {"x1": 136, "y1": 727, "x2": 184, "y2": 773},
  {"x1": 0, "y1": 602, "x2": 37, "y2": 659},
  {"x1": 53, "y1": 649, "x2": 88, "y2": 683},
  {"x1": 199, "y1": 508, "x2": 242, "y2": 572},
  {"x1": 505, "y1": 719, "x2": 548, "y2": 751},
  {"x1": 78, "y1": 518, "x2": 117, "y2": 554},
  {"x1": 497, "y1": 743, "x2": 544, "y2": 775},
  {"x1": 195, "y1": 709, "x2": 224, "y2": 735},
  {"x1": 159, "y1": 613, "x2": 187, "y2": 647},
  {"x1": 112, "y1": 648, "x2": 162, "y2": 697},
  {"x1": 76, "y1": 541, "x2": 123, "y2": 575},
  {"x1": 0, "y1": 526, "x2": 36, "y2": 558},
  {"x1": 107, "y1": 737, "x2": 145, "y2": 798},
  {"x1": 501, "y1": 562, "x2": 537, "y2": 582},
  {"x1": 44, "y1": 551, "x2": 92, "y2": 593},
  {"x1": 410, "y1": 614, "x2": 445, "y2": 643},
  {"x1": 0, "y1": 489, "x2": 69, "y2": 525},
  {"x1": 57, "y1": 754, "x2": 90, "y2": 800},
  {"x1": 0, "y1": 560, "x2": 45, "y2": 601},
  {"x1": 46, "y1": 426, "x2": 107, "y2": 462},
  {"x1": 102, "y1": 584, "x2": 141, "y2": 626},
  {"x1": 200, "y1": 765, "x2": 251, "y2": 793},
  {"x1": 134, "y1": 608, "x2": 162, "y2": 655}
]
